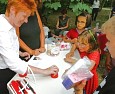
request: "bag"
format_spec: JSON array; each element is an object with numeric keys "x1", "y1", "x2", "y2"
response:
[{"x1": 62, "y1": 56, "x2": 93, "y2": 90}]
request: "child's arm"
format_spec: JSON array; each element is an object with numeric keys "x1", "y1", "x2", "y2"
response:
[
  {"x1": 63, "y1": 35, "x2": 71, "y2": 43},
  {"x1": 56, "y1": 19, "x2": 59, "y2": 29},
  {"x1": 66, "y1": 43, "x2": 77, "y2": 58},
  {"x1": 63, "y1": 37, "x2": 77, "y2": 44}
]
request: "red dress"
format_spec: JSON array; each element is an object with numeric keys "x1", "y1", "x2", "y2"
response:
[
  {"x1": 66, "y1": 29, "x2": 79, "y2": 39},
  {"x1": 80, "y1": 51, "x2": 100, "y2": 94}
]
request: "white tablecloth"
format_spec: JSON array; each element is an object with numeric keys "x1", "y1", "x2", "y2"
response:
[{"x1": 8, "y1": 49, "x2": 80, "y2": 94}]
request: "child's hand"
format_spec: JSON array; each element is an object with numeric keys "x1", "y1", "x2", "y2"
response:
[
  {"x1": 71, "y1": 38, "x2": 77, "y2": 44},
  {"x1": 64, "y1": 57, "x2": 76, "y2": 64},
  {"x1": 66, "y1": 52, "x2": 74, "y2": 58},
  {"x1": 74, "y1": 80, "x2": 86, "y2": 94}
]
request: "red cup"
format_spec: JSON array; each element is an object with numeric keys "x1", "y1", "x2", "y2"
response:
[{"x1": 51, "y1": 73, "x2": 58, "y2": 78}]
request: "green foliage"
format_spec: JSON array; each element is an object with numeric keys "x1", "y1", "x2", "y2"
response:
[
  {"x1": 41, "y1": 0, "x2": 92, "y2": 24},
  {"x1": 0, "y1": 0, "x2": 7, "y2": 4},
  {"x1": 69, "y1": 2, "x2": 92, "y2": 16},
  {"x1": 0, "y1": 0, "x2": 7, "y2": 13},
  {"x1": 44, "y1": 2, "x2": 61, "y2": 10},
  {"x1": 71, "y1": 0, "x2": 81, "y2": 2}
]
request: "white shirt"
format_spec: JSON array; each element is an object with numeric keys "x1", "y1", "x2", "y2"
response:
[
  {"x1": 0, "y1": 14, "x2": 28, "y2": 74},
  {"x1": 92, "y1": 0, "x2": 100, "y2": 8}
]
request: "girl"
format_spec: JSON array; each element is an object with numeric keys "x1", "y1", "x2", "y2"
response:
[
  {"x1": 63, "y1": 12, "x2": 91, "y2": 43},
  {"x1": 65, "y1": 30, "x2": 100, "y2": 94}
]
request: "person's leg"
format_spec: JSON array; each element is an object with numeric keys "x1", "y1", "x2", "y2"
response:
[
  {"x1": 94, "y1": 8, "x2": 99, "y2": 21},
  {"x1": 0, "y1": 69, "x2": 16, "y2": 94},
  {"x1": 92, "y1": 8, "x2": 95, "y2": 21}
]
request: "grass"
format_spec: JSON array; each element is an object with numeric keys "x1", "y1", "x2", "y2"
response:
[
  {"x1": 91, "y1": 9, "x2": 111, "y2": 28},
  {"x1": 47, "y1": 10, "x2": 77, "y2": 29},
  {"x1": 97, "y1": 55, "x2": 107, "y2": 83},
  {"x1": 46, "y1": 8, "x2": 111, "y2": 83}
]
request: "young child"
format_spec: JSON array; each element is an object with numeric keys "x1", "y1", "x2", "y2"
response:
[
  {"x1": 63, "y1": 12, "x2": 91, "y2": 44},
  {"x1": 65, "y1": 30, "x2": 100, "y2": 94}
]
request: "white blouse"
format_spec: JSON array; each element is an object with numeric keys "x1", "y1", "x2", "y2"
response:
[
  {"x1": 92, "y1": 0, "x2": 100, "y2": 8},
  {"x1": 0, "y1": 14, "x2": 28, "y2": 74}
]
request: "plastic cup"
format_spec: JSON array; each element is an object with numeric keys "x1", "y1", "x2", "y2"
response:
[{"x1": 51, "y1": 73, "x2": 58, "y2": 78}]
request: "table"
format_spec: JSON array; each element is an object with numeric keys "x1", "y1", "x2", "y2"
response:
[{"x1": 7, "y1": 48, "x2": 80, "y2": 94}]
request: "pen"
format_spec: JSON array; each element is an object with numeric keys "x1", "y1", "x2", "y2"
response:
[{"x1": 23, "y1": 79, "x2": 36, "y2": 94}]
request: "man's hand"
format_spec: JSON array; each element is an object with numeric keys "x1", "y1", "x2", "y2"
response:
[
  {"x1": 43, "y1": 65, "x2": 59, "y2": 75},
  {"x1": 20, "y1": 51, "x2": 30, "y2": 60}
]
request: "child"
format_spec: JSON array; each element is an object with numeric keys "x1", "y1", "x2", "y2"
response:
[
  {"x1": 63, "y1": 12, "x2": 91, "y2": 43},
  {"x1": 65, "y1": 30, "x2": 100, "y2": 94}
]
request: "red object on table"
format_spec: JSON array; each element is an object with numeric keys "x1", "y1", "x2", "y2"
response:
[
  {"x1": 51, "y1": 73, "x2": 58, "y2": 78},
  {"x1": 9, "y1": 80, "x2": 22, "y2": 94}
]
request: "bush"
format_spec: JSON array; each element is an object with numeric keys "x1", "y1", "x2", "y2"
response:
[{"x1": 0, "y1": 3, "x2": 6, "y2": 14}]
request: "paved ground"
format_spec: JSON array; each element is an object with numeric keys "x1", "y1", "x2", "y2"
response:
[{"x1": 102, "y1": 8, "x2": 111, "y2": 10}]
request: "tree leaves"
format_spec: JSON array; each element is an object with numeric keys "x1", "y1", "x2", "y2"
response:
[
  {"x1": 0, "y1": 0, "x2": 7, "y2": 4},
  {"x1": 69, "y1": 2, "x2": 92, "y2": 16},
  {"x1": 44, "y1": 2, "x2": 61, "y2": 10}
]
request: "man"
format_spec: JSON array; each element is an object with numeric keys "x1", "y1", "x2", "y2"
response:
[{"x1": 74, "y1": 16, "x2": 115, "y2": 94}]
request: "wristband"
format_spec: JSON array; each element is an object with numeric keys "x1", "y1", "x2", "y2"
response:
[{"x1": 19, "y1": 72, "x2": 27, "y2": 77}]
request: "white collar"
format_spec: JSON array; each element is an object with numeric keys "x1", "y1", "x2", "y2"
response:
[{"x1": 0, "y1": 14, "x2": 14, "y2": 31}]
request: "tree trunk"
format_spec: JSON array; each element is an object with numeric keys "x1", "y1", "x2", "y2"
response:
[{"x1": 99, "y1": 0, "x2": 106, "y2": 11}]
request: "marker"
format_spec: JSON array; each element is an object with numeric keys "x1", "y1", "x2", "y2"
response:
[{"x1": 23, "y1": 79, "x2": 36, "y2": 94}]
